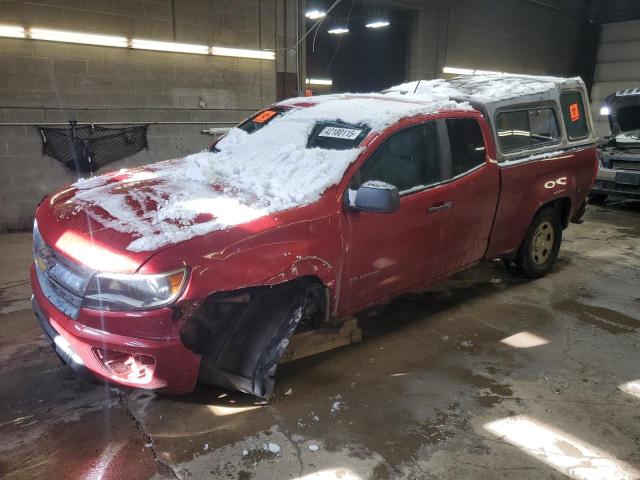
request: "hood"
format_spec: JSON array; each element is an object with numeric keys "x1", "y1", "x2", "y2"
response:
[
  {"x1": 38, "y1": 161, "x2": 274, "y2": 273},
  {"x1": 604, "y1": 89, "x2": 640, "y2": 143}
]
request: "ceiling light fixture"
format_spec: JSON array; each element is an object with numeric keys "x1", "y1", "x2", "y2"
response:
[
  {"x1": 30, "y1": 28, "x2": 128, "y2": 47},
  {"x1": 306, "y1": 78, "x2": 333, "y2": 86},
  {"x1": 443, "y1": 66, "x2": 515, "y2": 76},
  {"x1": 0, "y1": 25, "x2": 26, "y2": 38},
  {"x1": 212, "y1": 46, "x2": 275, "y2": 60},
  {"x1": 306, "y1": 9, "x2": 326, "y2": 20},
  {"x1": 1, "y1": 25, "x2": 276, "y2": 60},
  {"x1": 132, "y1": 38, "x2": 209, "y2": 54},
  {"x1": 365, "y1": 20, "x2": 390, "y2": 29},
  {"x1": 328, "y1": 27, "x2": 349, "y2": 35},
  {"x1": 443, "y1": 66, "x2": 475, "y2": 75},
  {"x1": 475, "y1": 69, "x2": 502, "y2": 75}
]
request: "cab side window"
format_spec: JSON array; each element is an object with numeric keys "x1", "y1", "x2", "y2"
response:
[
  {"x1": 358, "y1": 122, "x2": 441, "y2": 193},
  {"x1": 560, "y1": 92, "x2": 589, "y2": 140},
  {"x1": 446, "y1": 118, "x2": 486, "y2": 176}
]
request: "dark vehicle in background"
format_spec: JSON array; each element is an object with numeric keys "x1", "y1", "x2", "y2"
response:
[{"x1": 592, "y1": 88, "x2": 640, "y2": 202}]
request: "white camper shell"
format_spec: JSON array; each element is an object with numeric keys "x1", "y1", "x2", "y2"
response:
[{"x1": 385, "y1": 74, "x2": 599, "y2": 163}]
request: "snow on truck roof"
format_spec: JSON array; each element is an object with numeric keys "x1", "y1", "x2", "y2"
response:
[
  {"x1": 71, "y1": 74, "x2": 581, "y2": 252},
  {"x1": 384, "y1": 74, "x2": 583, "y2": 106}
]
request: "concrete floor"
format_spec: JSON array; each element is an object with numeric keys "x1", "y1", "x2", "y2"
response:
[{"x1": 1, "y1": 202, "x2": 639, "y2": 480}]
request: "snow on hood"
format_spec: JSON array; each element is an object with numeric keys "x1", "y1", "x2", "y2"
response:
[
  {"x1": 615, "y1": 132, "x2": 640, "y2": 144},
  {"x1": 71, "y1": 93, "x2": 470, "y2": 252}
]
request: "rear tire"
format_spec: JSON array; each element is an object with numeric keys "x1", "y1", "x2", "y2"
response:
[{"x1": 515, "y1": 207, "x2": 562, "y2": 279}]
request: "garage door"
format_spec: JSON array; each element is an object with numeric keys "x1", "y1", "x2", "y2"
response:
[{"x1": 590, "y1": 19, "x2": 640, "y2": 137}]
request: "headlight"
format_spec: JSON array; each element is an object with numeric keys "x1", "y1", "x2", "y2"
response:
[{"x1": 83, "y1": 269, "x2": 188, "y2": 311}]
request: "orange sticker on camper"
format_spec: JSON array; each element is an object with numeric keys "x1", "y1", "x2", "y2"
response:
[
  {"x1": 253, "y1": 110, "x2": 277, "y2": 123},
  {"x1": 569, "y1": 103, "x2": 580, "y2": 122}
]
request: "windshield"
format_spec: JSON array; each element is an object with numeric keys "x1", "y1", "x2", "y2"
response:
[
  {"x1": 213, "y1": 108, "x2": 371, "y2": 152},
  {"x1": 615, "y1": 105, "x2": 640, "y2": 134}
]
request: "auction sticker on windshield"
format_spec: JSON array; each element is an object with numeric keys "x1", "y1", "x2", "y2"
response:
[
  {"x1": 318, "y1": 126, "x2": 363, "y2": 140},
  {"x1": 254, "y1": 110, "x2": 278, "y2": 123}
]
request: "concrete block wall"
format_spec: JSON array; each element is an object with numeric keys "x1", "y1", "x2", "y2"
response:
[{"x1": 0, "y1": 0, "x2": 281, "y2": 232}]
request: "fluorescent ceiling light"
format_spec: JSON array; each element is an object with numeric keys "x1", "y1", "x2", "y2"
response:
[
  {"x1": 443, "y1": 66, "x2": 475, "y2": 75},
  {"x1": 600, "y1": 105, "x2": 610, "y2": 116},
  {"x1": 30, "y1": 28, "x2": 128, "y2": 47},
  {"x1": 132, "y1": 38, "x2": 208, "y2": 55},
  {"x1": 366, "y1": 21, "x2": 390, "y2": 29},
  {"x1": 306, "y1": 9, "x2": 326, "y2": 20},
  {"x1": 306, "y1": 78, "x2": 332, "y2": 86},
  {"x1": 443, "y1": 66, "x2": 513, "y2": 76},
  {"x1": 328, "y1": 27, "x2": 349, "y2": 35},
  {"x1": 212, "y1": 46, "x2": 274, "y2": 60},
  {"x1": 3, "y1": 24, "x2": 275, "y2": 59},
  {"x1": 0, "y1": 25, "x2": 26, "y2": 38}
]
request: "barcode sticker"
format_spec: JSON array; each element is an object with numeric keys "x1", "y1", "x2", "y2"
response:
[{"x1": 318, "y1": 126, "x2": 362, "y2": 140}]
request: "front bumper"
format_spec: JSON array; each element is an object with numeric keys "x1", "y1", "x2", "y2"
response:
[
  {"x1": 593, "y1": 166, "x2": 640, "y2": 199},
  {"x1": 30, "y1": 265, "x2": 200, "y2": 393}
]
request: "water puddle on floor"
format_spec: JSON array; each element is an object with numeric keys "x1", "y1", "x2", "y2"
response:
[{"x1": 555, "y1": 299, "x2": 639, "y2": 335}]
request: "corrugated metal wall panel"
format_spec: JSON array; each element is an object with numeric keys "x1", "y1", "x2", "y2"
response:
[
  {"x1": 596, "y1": 41, "x2": 640, "y2": 62},
  {"x1": 590, "y1": 20, "x2": 640, "y2": 137},
  {"x1": 443, "y1": 0, "x2": 582, "y2": 75}
]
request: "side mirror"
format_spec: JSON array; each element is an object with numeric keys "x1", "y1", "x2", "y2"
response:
[{"x1": 352, "y1": 181, "x2": 400, "y2": 213}]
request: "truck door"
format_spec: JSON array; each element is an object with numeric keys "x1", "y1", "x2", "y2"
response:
[
  {"x1": 438, "y1": 118, "x2": 500, "y2": 274},
  {"x1": 342, "y1": 121, "x2": 452, "y2": 312}
]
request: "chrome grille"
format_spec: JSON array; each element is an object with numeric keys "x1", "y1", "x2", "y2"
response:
[{"x1": 33, "y1": 225, "x2": 94, "y2": 319}]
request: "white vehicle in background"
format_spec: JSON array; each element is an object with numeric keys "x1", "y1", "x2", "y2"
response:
[{"x1": 592, "y1": 88, "x2": 640, "y2": 202}]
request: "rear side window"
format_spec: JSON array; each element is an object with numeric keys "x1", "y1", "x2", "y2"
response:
[
  {"x1": 560, "y1": 92, "x2": 589, "y2": 140},
  {"x1": 496, "y1": 108, "x2": 559, "y2": 152},
  {"x1": 446, "y1": 118, "x2": 486, "y2": 176},
  {"x1": 358, "y1": 122, "x2": 441, "y2": 193}
]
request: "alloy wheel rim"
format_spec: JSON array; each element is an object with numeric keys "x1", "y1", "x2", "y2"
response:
[{"x1": 531, "y1": 220, "x2": 554, "y2": 265}]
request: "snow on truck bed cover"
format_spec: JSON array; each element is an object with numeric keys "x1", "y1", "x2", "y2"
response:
[{"x1": 70, "y1": 75, "x2": 576, "y2": 252}]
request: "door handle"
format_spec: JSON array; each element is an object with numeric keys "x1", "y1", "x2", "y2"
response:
[{"x1": 427, "y1": 201, "x2": 453, "y2": 213}]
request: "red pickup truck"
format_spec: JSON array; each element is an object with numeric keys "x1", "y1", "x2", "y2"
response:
[{"x1": 31, "y1": 75, "x2": 598, "y2": 398}]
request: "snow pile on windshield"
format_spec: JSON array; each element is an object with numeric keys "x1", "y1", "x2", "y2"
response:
[
  {"x1": 72, "y1": 94, "x2": 470, "y2": 252},
  {"x1": 387, "y1": 74, "x2": 576, "y2": 103}
]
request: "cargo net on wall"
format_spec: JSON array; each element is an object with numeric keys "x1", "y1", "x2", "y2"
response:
[{"x1": 39, "y1": 122, "x2": 149, "y2": 173}]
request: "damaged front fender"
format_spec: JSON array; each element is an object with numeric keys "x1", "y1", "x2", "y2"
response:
[{"x1": 180, "y1": 278, "x2": 323, "y2": 398}]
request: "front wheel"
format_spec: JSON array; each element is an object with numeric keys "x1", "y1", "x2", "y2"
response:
[{"x1": 515, "y1": 207, "x2": 562, "y2": 278}]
